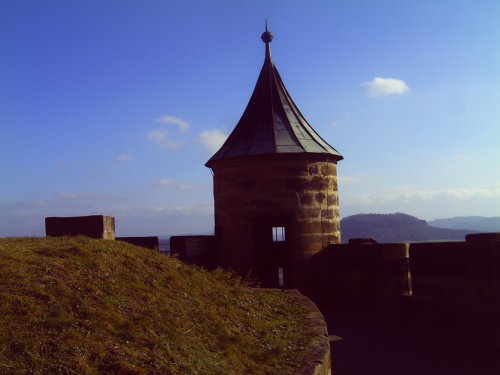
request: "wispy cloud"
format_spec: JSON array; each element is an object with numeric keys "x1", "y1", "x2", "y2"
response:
[
  {"x1": 57, "y1": 192, "x2": 113, "y2": 200},
  {"x1": 343, "y1": 185, "x2": 500, "y2": 206},
  {"x1": 178, "y1": 184, "x2": 198, "y2": 190},
  {"x1": 153, "y1": 178, "x2": 176, "y2": 187},
  {"x1": 0, "y1": 199, "x2": 214, "y2": 237},
  {"x1": 361, "y1": 77, "x2": 409, "y2": 97},
  {"x1": 155, "y1": 115, "x2": 190, "y2": 132},
  {"x1": 147, "y1": 203, "x2": 213, "y2": 216},
  {"x1": 147, "y1": 129, "x2": 178, "y2": 150},
  {"x1": 440, "y1": 153, "x2": 472, "y2": 173},
  {"x1": 338, "y1": 176, "x2": 365, "y2": 183},
  {"x1": 115, "y1": 153, "x2": 134, "y2": 162},
  {"x1": 198, "y1": 129, "x2": 227, "y2": 153},
  {"x1": 153, "y1": 178, "x2": 203, "y2": 191}
]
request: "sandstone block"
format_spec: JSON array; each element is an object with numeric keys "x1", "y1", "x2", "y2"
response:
[{"x1": 45, "y1": 215, "x2": 115, "y2": 240}]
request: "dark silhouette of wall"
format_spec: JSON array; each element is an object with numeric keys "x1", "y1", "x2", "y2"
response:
[
  {"x1": 323, "y1": 233, "x2": 500, "y2": 348},
  {"x1": 116, "y1": 236, "x2": 159, "y2": 250},
  {"x1": 170, "y1": 235, "x2": 217, "y2": 270},
  {"x1": 45, "y1": 215, "x2": 115, "y2": 240}
]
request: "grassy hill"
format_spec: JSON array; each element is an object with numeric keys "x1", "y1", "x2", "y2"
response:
[{"x1": 0, "y1": 237, "x2": 309, "y2": 375}]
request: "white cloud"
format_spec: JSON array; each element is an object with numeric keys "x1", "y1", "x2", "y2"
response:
[
  {"x1": 178, "y1": 184, "x2": 198, "y2": 190},
  {"x1": 361, "y1": 77, "x2": 409, "y2": 97},
  {"x1": 58, "y1": 192, "x2": 80, "y2": 199},
  {"x1": 147, "y1": 129, "x2": 178, "y2": 150},
  {"x1": 148, "y1": 203, "x2": 213, "y2": 216},
  {"x1": 107, "y1": 203, "x2": 215, "y2": 235},
  {"x1": 153, "y1": 178, "x2": 203, "y2": 191},
  {"x1": 0, "y1": 200, "x2": 215, "y2": 237},
  {"x1": 155, "y1": 115, "x2": 190, "y2": 132},
  {"x1": 115, "y1": 153, "x2": 134, "y2": 162},
  {"x1": 198, "y1": 129, "x2": 227, "y2": 153},
  {"x1": 343, "y1": 185, "x2": 500, "y2": 206},
  {"x1": 153, "y1": 178, "x2": 176, "y2": 187},
  {"x1": 57, "y1": 192, "x2": 113, "y2": 200}
]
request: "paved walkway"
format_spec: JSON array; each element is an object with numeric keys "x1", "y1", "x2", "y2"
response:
[{"x1": 323, "y1": 309, "x2": 499, "y2": 375}]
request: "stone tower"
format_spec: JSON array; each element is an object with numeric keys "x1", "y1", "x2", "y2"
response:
[{"x1": 206, "y1": 26, "x2": 343, "y2": 290}]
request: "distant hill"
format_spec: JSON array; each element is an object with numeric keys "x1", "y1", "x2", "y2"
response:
[
  {"x1": 428, "y1": 216, "x2": 500, "y2": 232},
  {"x1": 340, "y1": 213, "x2": 475, "y2": 243}
]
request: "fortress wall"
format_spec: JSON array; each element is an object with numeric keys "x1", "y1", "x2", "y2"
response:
[
  {"x1": 170, "y1": 235, "x2": 217, "y2": 270},
  {"x1": 405, "y1": 235, "x2": 500, "y2": 345},
  {"x1": 409, "y1": 241, "x2": 469, "y2": 300},
  {"x1": 321, "y1": 235, "x2": 499, "y2": 345},
  {"x1": 323, "y1": 242, "x2": 410, "y2": 308},
  {"x1": 409, "y1": 237, "x2": 500, "y2": 303},
  {"x1": 45, "y1": 215, "x2": 115, "y2": 240},
  {"x1": 116, "y1": 236, "x2": 159, "y2": 250}
]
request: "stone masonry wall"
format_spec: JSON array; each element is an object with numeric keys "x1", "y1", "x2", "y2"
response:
[
  {"x1": 322, "y1": 234, "x2": 500, "y2": 347},
  {"x1": 405, "y1": 234, "x2": 500, "y2": 346},
  {"x1": 210, "y1": 153, "x2": 340, "y2": 289},
  {"x1": 323, "y1": 241, "x2": 410, "y2": 308},
  {"x1": 45, "y1": 215, "x2": 115, "y2": 240}
]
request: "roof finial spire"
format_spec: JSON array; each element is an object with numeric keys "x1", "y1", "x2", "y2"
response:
[{"x1": 261, "y1": 19, "x2": 274, "y2": 44}]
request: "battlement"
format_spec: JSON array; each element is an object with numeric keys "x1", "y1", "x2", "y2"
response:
[{"x1": 45, "y1": 215, "x2": 115, "y2": 240}]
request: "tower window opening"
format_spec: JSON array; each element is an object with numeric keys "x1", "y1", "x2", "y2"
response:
[{"x1": 272, "y1": 226, "x2": 286, "y2": 242}]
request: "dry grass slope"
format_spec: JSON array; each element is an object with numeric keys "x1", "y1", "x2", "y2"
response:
[{"x1": 0, "y1": 237, "x2": 309, "y2": 375}]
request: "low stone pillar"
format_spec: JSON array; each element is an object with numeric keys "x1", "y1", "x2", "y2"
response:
[{"x1": 45, "y1": 215, "x2": 115, "y2": 240}]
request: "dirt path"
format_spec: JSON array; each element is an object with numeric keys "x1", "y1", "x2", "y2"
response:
[{"x1": 324, "y1": 309, "x2": 499, "y2": 375}]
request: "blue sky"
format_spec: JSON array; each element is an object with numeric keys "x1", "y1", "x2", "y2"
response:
[{"x1": 2, "y1": 0, "x2": 499, "y2": 237}]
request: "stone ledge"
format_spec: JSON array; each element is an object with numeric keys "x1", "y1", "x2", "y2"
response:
[{"x1": 261, "y1": 288, "x2": 331, "y2": 375}]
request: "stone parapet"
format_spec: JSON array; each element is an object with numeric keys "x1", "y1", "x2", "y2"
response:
[
  {"x1": 323, "y1": 241, "x2": 411, "y2": 308},
  {"x1": 116, "y1": 236, "x2": 159, "y2": 250},
  {"x1": 261, "y1": 289, "x2": 331, "y2": 375},
  {"x1": 170, "y1": 235, "x2": 217, "y2": 270},
  {"x1": 45, "y1": 215, "x2": 115, "y2": 240}
]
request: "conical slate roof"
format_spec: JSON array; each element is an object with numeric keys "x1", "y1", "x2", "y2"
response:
[{"x1": 205, "y1": 26, "x2": 343, "y2": 168}]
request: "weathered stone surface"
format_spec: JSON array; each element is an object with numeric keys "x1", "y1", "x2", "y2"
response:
[
  {"x1": 258, "y1": 178, "x2": 284, "y2": 192},
  {"x1": 45, "y1": 215, "x2": 115, "y2": 240},
  {"x1": 320, "y1": 209, "x2": 335, "y2": 219},
  {"x1": 298, "y1": 207, "x2": 322, "y2": 220},
  {"x1": 286, "y1": 176, "x2": 328, "y2": 191},
  {"x1": 299, "y1": 192, "x2": 314, "y2": 206},
  {"x1": 308, "y1": 164, "x2": 320, "y2": 175},
  {"x1": 320, "y1": 164, "x2": 336, "y2": 176},
  {"x1": 315, "y1": 192, "x2": 326, "y2": 204},
  {"x1": 326, "y1": 194, "x2": 338, "y2": 206},
  {"x1": 209, "y1": 154, "x2": 341, "y2": 290},
  {"x1": 233, "y1": 178, "x2": 258, "y2": 192}
]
